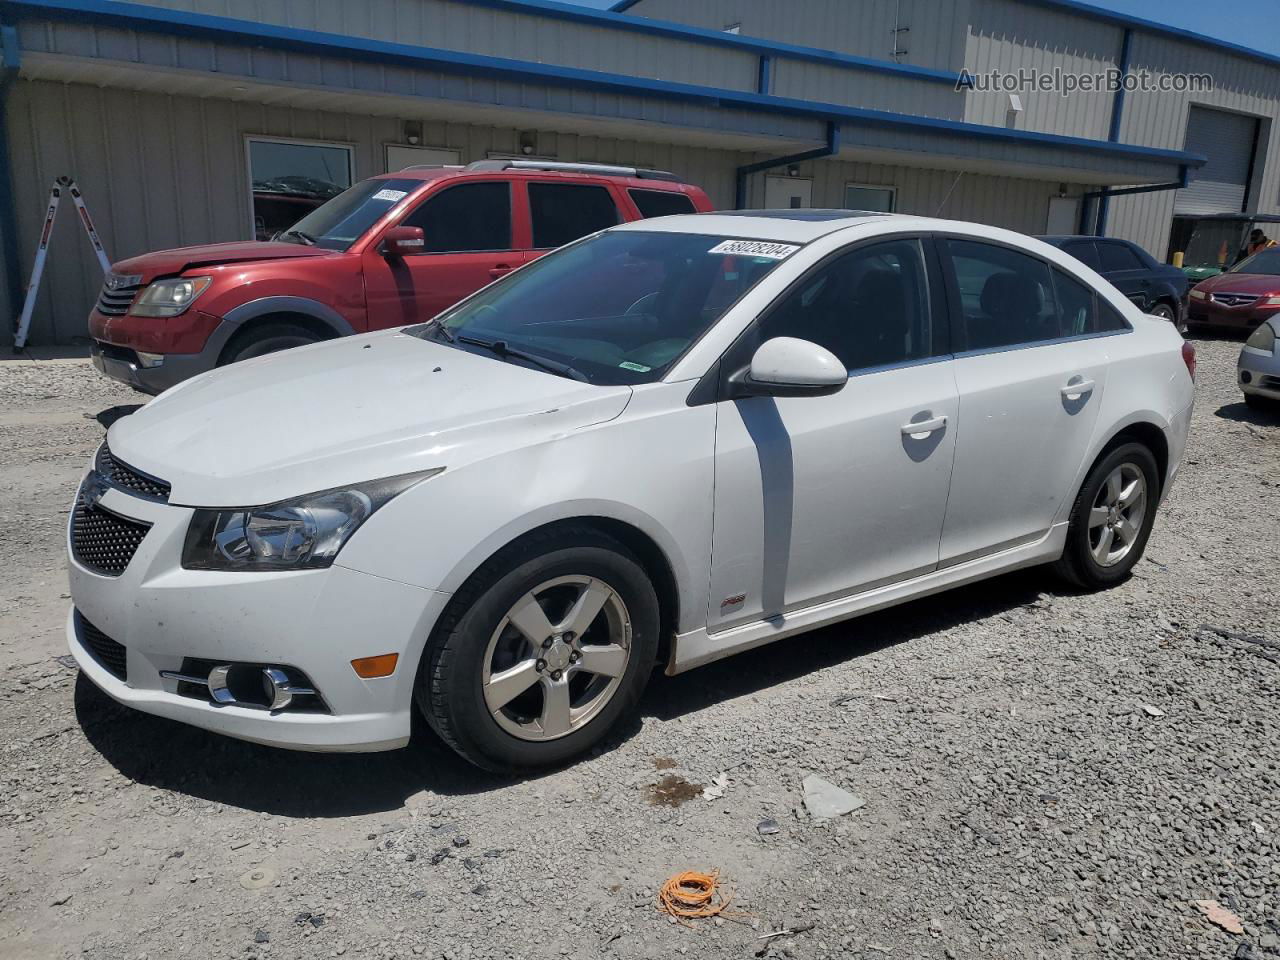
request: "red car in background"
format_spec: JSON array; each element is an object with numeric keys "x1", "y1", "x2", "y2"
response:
[
  {"x1": 88, "y1": 161, "x2": 713, "y2": 394},
  {"x1": 1188, "y1": 246, "x2": 1280, "y2": 333}
]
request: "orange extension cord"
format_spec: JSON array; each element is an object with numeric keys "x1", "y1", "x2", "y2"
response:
[{"x1": 657, "y1": 870, "x2": 736, "y2": 924}]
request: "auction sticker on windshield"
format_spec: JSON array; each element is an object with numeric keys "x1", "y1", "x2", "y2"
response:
[
  {"x1": 707, "y1": 240, "x2": 800, "y2": 259},
  {"x1": 372, "y1": 189, "x2": 409, "y2": 202}
]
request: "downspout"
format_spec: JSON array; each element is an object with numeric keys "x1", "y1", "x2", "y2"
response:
[
  {"x1": 0, "y1": 19, "x2": 22, "y2": 330},
  {"x1": 1078, "y1": 165, "x2": 1190, "y2": 234},
  {"x1": 1090, "y1": 26, "x2": 1133, "y2": 236},
  {"x1": 735, "y1": 121, "x2": 840, "y2": 210}
]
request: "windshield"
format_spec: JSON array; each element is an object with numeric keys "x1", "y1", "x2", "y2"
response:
[
  {"x1": 409, "y1": 231, "x2": 792, "y2": 385},
  {"x1": 277, "y1": 178, "x2": 420, "y2": 250},
  {"x1": 1231, "y1": 248, "x2": 1280, "y2": 276}
]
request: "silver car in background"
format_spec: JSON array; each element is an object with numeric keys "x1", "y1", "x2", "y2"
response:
[{"x1": 1238, "y1": 318, "x2": 1280, "y2": 410}]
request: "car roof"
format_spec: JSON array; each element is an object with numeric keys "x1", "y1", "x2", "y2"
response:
[
  {"x1": 1038, "y1": 235, "x2": 1127, "y2": 244},
  {"x1": 610, "y1": 210, "x2": 896, "y2": 243}
]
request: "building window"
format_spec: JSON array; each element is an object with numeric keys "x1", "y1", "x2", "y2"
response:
[
  {"x1": 246, "y1": 136, "x2": 354, "y2": 241},
  {"x1": 844, "y1": 183, "x2": 897, "y2": 213}
]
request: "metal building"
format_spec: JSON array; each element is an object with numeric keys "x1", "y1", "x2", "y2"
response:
[{"x1": 1, "y1": 0, "x2": 1276, "y2": 346}]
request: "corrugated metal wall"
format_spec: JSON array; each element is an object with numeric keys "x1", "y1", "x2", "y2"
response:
[
  {"x1": 1, "y1": 78, "x2": 756, "y2": 345},
  {"x1": 621, "y1": 0, "x2": 969, "y2": 73}
]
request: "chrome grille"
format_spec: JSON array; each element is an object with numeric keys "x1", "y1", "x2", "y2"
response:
[
  {"x1": 96, "y1": 273, "x2": 143, "y2": 316},
  {"x1": 95, "y1": 443, "x2": 170, "y2": 502},
  {"x1": 1210, "y1": 292, "x2": 1260, "y2": 308},
  {"x1": 76, "y1": 612, "x2": 128, "y2": 681},
  {"x1": 70, "y1": 480, "x2": 151, "y2": 577}
]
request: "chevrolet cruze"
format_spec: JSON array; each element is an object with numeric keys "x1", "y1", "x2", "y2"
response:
[{"x1": 67, "y1": 212, "x2": 1196, "y2": 771}]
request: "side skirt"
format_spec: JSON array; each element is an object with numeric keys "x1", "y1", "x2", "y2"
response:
[{"x1": 667, "y1": 523, "x2": 1067, "y2": 675}]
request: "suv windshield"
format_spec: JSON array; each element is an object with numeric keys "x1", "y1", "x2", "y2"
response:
[
  {"x1": 409, "y1": 231, "x2": 791, "y2": 385},
  {"x1": 277, "y1": 178, "x2": 420, "y2": 250},
  {"x1": 1232, "y1": 248, "x2": 1280, "y2": 276}
]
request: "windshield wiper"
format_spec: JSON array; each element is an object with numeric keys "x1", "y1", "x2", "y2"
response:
[
  {"x1": 456, "y1": 335, "x2": 589, "y2": 383},
  {"x1": 423, "y1": 318, "x2": 456, "y2": 343},
  {"x1": 282, "y1": 229, "x2": 318, "y2": 246}
]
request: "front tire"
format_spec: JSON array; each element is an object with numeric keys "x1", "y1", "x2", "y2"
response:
[
  {"x1": 416, "y1": 527, "x2": 660, "y2": 772},
  {"x1": 223, "y1": 323, "x2": 320, "y2": 364},
  {"x1": 1053, "y1": 442, "x2": 1160, "y2": 590}
]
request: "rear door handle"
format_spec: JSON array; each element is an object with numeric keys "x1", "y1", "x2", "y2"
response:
[
  {"x1": 1061, "y1": 378, "x2": 1095, "y2": 399},
  {"x1": 901, "y1": 415, "x2": 947, "y2": 437},
  {"x1": 489, "y1": 264, "x2": 513, "y2": 279}
]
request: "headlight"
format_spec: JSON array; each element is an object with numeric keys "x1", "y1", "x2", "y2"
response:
[
  {"x1": 1264, "y1": 296, "x2": 1280, "y2": 306},
  {"x1": 130, "y1": 276, "x2": 212, "y2": 317},
  {"x1": 1246, "y1": 322, "x2": 1276, "y2": 352},
  {"x1": 1189, "y1": 289, "x2": 1206, "y2": 300},
  {"x1": 182, "y1": 469, "x2": 442, "y2": 571}
]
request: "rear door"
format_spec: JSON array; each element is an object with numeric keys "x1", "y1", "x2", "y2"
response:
[
  {"x1": 937, "y1": 237, "x2": 1121, "y2": 565},
  {"x1": 362, "y1": 179, "x2": 525, "y2": 327},
  {"x1": 1096, "y1": 240, "x2": 1152, "y2": 311}
]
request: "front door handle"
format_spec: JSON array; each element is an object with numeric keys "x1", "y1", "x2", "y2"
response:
[
  {"x1": 1061, "y1": 378, "x2": 1095, "y2": 400},
  {"x1": 489, "y1": 264, "x2": 514, "y2": 279},
  {"x1": 901, "y1": 415, "x2": 947, "y2": 438}
]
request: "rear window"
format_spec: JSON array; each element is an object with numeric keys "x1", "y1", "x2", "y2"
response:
[
  {"x1": 529, "y1": 182, "x2": 620, "y2": 248},
  {"x1": 629, "y1": 189, "x2": 698, "y2": 219},
  {"x1": 1061, "y1": 241, "x2": 1101, "y2": 272},
  {"x1": 1097, "y1": 241, "x2": 1144, "y2": 272}
]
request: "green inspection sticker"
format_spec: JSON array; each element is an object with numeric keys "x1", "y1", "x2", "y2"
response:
[{"x1": 619, "y1": 361, "x2": 652, "y2": 372}]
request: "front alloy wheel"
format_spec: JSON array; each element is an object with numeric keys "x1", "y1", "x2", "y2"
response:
[
  {"x1": 416, "y1": 526, "x2": 660, "y2": 771},
  {"x1": 483, "y1": 576, "x2": 632, "y2": 741}
]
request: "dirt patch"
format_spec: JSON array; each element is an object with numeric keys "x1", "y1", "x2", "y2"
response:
[
  {"x1": 652, "y1": 756, "x2": 677, "y2": 770},
  {"x1": 645, "y1": 774, "x2": 702, "y2": 807}
]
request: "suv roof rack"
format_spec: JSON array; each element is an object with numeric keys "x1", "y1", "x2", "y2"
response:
[
  {"x1": 465, "y1": 160, "x2": 682, "y2": 182},
  {"x1": 399, "y1": 164, "x2": 466, "y2": 171}
]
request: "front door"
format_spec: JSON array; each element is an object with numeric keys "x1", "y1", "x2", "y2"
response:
[
  {"x1": 363, "y1": 179, "x2": 527, "y2": 328},
  {"x1": 936, "y1": 237, "x2": 1118, "y2": 564},
  {"x1": 708, "y1": 237, "x2": 957, "y2": 631}
]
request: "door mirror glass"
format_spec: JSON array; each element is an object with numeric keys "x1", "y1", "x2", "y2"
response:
[
  {"x1": 382, "y1": 226, "x2": 426, "y2": 257},
  {"x1": 743, "y1": 337, "x2": 847, "y2": 397}
]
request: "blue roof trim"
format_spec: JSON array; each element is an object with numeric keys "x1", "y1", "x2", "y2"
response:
[
  {"x1": 0, "y1": 0, "x2": 1206, "y2": 171},
  {"x1": 438, "y1": 0, "x2": 962, "y2": 86}
]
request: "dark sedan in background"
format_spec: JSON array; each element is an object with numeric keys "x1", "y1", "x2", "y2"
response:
[{"x1": 1040, "y1": 235, "x2": 1190, "y2": 331}]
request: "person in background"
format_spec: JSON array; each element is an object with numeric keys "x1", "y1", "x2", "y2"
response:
[{"x1": 1238, "y1": 228, "x2": 1278, "y2": 264}]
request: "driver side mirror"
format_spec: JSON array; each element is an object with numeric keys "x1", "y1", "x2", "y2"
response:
[
  {"x1": 381, "y1": 226, "x2": 425, "y2": 258},
  {"x1": 731, "y1": 337, "x2": 848, "y2": 398}
]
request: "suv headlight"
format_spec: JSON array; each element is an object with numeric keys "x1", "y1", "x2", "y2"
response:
[
  {"x1": 1246, "y1": 322, "x2": 1276, "y2": 353},
  {"x1": 182, "y1": 469, "x2": 442, "y2": 571},
  {"x1": 131, "y1": 277, "x2": 213, "y2": 317}
]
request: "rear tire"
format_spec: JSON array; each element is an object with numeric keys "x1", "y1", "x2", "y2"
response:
[
  {"x1": 223, "y1": 323, "x2": 320, "y2": 364},
  {"x1": 416, "y1": 526, "x2": 660, "y2": 772},
  {"x1": 1053, "y1": 442, "x2": 1160, "y2": 590}
]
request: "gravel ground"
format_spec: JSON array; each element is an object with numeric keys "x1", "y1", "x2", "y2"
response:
[{"x1": 1, "y1": 338, "x2": 1277, "y2": 960}]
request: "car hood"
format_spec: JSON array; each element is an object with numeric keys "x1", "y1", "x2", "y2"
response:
[
  {"x1": 1197, "y1": 272, "x2": 1280, "y2": 294},
  {"x1": 111, "y1": 241, "x2": 334, "y2": 281},
  {"x1": 107, "y1": 330, "x2": 633, "y2": 506}
]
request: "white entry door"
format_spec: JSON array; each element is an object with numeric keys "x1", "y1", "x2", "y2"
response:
[
  {"x1": 765, "y1": 175, "x2": 812, "y2": 210},
  {"x1": 1046, "y1": 196, "x2": 1080, "y2": 234}
]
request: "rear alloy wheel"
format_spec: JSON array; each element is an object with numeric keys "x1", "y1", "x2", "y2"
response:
[
  {"x1": 417, "y1": 527, "x2": 659, "y2": 771},
  {"x1": 1147, "y1": 302, "x2": 1184, "y2": 332},
  {"x1": 1054, "y1": 442, "x2": 1160, "y2": 590}
]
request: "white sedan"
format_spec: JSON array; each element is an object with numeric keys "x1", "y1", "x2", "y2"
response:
[{"x1": 67, "y1": 212, "x2": 1196, "y2": 770}]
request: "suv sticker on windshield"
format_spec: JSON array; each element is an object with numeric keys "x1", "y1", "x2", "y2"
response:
[
  {"x1": 707, "y1": 240, "x2": 800, "y2": 260},
  {"x1": 619, "y1": 361, "x2": 652, "y2": 372},
  {"x1": 372, "y1": 188, "x2": 409, "y2": 202}
]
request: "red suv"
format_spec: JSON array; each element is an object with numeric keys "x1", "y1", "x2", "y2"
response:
[{"x1": 88, "y1": 161, "x2": 713, "y2": 393}]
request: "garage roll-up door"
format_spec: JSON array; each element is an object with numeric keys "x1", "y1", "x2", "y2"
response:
[{"x1": 1175, "y1": 106, "x2": 1258, "y2": 215}]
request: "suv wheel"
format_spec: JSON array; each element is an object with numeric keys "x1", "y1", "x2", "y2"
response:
[
  {"x1": 1053, "y1": 442, "x2": 1160, "y2": 590},
  {"x1": 416, "y1": 526, "x2": 660, "y2": 771},
  {"x1": 224, "y1": 323, "x2": 320, "y2": 364}
]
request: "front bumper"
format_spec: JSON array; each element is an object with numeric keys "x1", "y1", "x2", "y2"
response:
[
  {"x1": 91, "y1": 341, "x2": 211, "y2": 395},
  {"x1": 1238, "y1": 344, "x2": 1280, "y2": 400},
  {"x1": 67, "y1": 481, "x2": 450, "y2": 752},
  {"x1": 1187, "y1": 300, "x2": 1279, "y2": 330}
]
